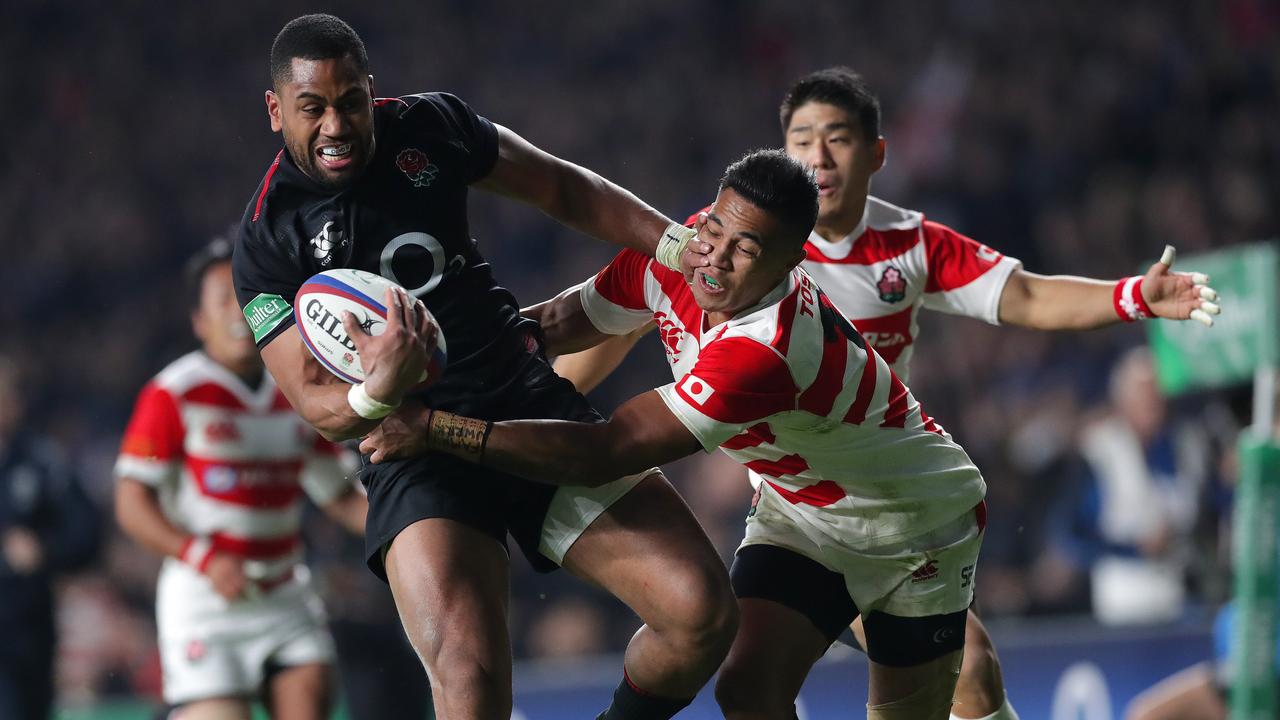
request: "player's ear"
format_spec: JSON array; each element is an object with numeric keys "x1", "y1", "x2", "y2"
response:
[
  {"x1": 266, "y1": 90, "x2": 283, "y2": 133},
  {"x1": 871, "y1": 137, "x2": 886, "y2": 173},
  {"x1": 367, "y1": 74, "x2": 376, "y2": 99}
]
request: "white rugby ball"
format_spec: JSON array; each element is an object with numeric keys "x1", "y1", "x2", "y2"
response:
[{"x1": 294, "y1": 268, "x2": 447, "y2": 385}]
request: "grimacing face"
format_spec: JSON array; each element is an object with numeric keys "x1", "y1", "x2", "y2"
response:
[
  {"x1": 691, "y1": 188, "x2": 807, "y2": 324},
  {"x1": 783, "y1": 101, "x2": 884, "y2": 236},
  {"x1": 265, "y1": 56, "x2": 376, "y2": 190}
]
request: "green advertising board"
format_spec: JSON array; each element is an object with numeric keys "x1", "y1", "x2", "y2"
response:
[{"x1": 1146, "y1": 242, "x2": 1279, "y2": 395}]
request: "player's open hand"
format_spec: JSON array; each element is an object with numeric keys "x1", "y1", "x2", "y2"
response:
[
  {"x1": 360, "y1": 401, "x2": 432, "y2": 463},
  {"x1": 204, "y1": 552, "x2": 249, "y2": 601},
  {"x1": 678, "y1": 214, "x2": 712, "y2": 283},
  {"x1": 1140, "y1": 245, "x2": 1221, "y2": 327},
  {"x1": 343, "y1": 288, "x2": 437, "y2": 405}
]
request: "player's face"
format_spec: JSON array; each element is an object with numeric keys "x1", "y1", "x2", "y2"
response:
[
  {"x1": 784, "y1": 102, "x2": 885, "y2": 235},
  {"x1": 266, "y1": 57, "x2": 376, "y2": 190},
  {"x1": 693, "y1": 189, "x2": 806, "y2": 323},
  {"x1": 193, "y1": 262, "x2": 261, "y2": 376}
]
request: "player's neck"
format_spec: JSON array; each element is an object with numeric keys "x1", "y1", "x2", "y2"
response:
[{"x1": 813, "y1": 206, "x2": 866, "y2": 244}]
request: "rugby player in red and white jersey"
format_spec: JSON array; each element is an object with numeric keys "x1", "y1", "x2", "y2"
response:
[
  {"x1": 362, "y1": 149, "x2": 991, "y2": 719},
  {"x1": 554, "y1": 68, "x2": 1222, "y2": 720},
  {"x1": 115, "y1": 238, "x2": 367, "y2": 720}
]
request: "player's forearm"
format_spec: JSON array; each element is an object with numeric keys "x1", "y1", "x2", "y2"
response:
[
  {"x1": 554, "y1": 326, "x2": 650, "y2": 394},
  {"x1": 420, "y1": 410, "x2": 656, "y2": 487},
  {"x1": 998, "y1": 272, "x2": 1119, "y2": 330},
  {"x1": 295, "y1": 385, "x2": 384, "y2": 442},
  {"x1": 114, "y1": 480, "x2": 196, "y2": 560},
  {"x1": 545, "y1": 163, "x2": 671, "y2": 257}
]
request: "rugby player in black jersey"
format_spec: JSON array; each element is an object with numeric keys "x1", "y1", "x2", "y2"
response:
[{"x1": 233, "y1": 14, "x2": 732, "y2": 720}]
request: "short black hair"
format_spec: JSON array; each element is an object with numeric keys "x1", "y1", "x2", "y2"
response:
[
  {"x1": 185, "y1": 228, "x2": 236, "y2": 311},
  {"x1": 718, "y1": 149, "x2": 818, "y2": 245},
  {"x1": 270, "y1": 14, "x2": 369, "y2": 89},
  {"x1": 779, "y1": 67, "x2": 881, "y2": 143}
]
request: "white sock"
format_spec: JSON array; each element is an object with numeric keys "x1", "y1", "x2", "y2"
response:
[{"x1": 951, "y1": 695, "x2": 1019, "y2": 720}]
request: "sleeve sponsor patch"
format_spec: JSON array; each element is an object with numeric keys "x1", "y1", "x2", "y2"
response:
[{"x1": 243, "y1": 293, "x2": 292, "y2": 343}]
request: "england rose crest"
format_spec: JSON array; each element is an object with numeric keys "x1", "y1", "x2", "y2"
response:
[
  {"x1": 877, "y1": 266, "x2": 907, "y2": 303},
  {"x1": 396, "y1": 148, "x2": 439, "y2": 188}
]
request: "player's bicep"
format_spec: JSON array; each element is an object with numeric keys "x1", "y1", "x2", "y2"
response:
[{"x1": 472, "y1": 124, "x2": 567, "y2": 212}]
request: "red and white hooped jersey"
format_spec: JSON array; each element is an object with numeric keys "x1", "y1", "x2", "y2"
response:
[
  {"x1": 689, "y1": 195, "x2": 1021, "y2": 385},
  {"x1": 114, "y1": 351, "x2": 350, "y2": 579},
  {"x1": 580, "y1": 250, "x2": 985, "y2": 550}
]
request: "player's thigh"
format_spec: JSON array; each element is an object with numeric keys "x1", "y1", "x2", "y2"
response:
[
  {"x1": 717, "y1": 597, "x2": 831, "y2": 705},
  {"x1": 385, "y1": 516, "x2": 512, "y2": 668},
  {"x1": 1124, "y1": 662, "x2": 1226, "y2": 720},
  {"x1": 171, "y1": 698, "x2": 253, "y2": 720},
  {"x1": 265, "y1": 662, "x2": 331, "y2": 720},
  {"x1": 560, "y1": 470, "x2": 732, "y2": 625}
]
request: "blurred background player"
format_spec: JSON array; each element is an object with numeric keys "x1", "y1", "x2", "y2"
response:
[
  {"x1": 554, "y1": 66, "x2": 1221, "y2": 720},
  {"x1": 0, "y1": 356, "x2": 101, "y2": 720},
  {"x1": 114, "y1": 236, "x2": 368, "y2": 720},
  {"x1": 234, "y1": 14, "x2": 730, "y2": 720},
  {"x1": 364, "y1": 149, "x2": 989, "y2": 720}
]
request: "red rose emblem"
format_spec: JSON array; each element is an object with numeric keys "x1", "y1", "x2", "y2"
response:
[{"x1": 396, "y1": 148, "x2": 428, "y2": 176}]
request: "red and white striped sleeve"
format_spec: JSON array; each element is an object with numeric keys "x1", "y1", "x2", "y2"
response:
[
  {"x1": 114, "y1": 381, "x2": 184, "y2": 487},
  {"x1": 300, "y1": 434, "x2": 354, "y2": 505},
  {"x1": 656, "y1": 337, "x2": 798, "y2": 451},
  {"x1": 579, "y1": 248, "x2": 657, "y2": 335},
  {"x1": 919, "y1": 220, "x2": 1021, "y2": 324}
]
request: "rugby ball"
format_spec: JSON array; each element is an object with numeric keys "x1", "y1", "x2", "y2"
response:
[{"x1": 294, "y1": 268, "x2": 447, "y2": 385}]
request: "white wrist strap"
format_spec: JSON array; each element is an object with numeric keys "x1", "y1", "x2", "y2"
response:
[
  {"x1": 348, "y1": 383, "x2": 399, "y2": 420},
  {"x1": 655, "y1": 222, "x2": 691, "y2": 271}
]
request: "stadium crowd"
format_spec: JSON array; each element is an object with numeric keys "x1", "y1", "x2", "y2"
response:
[{"x1": 4, "y1": 0, "x2": 1277, "y2": 709}]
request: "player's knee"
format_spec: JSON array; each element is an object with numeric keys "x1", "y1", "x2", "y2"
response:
[
  {"x1": 426, "y1": 652, "x2": 510, "y2": 706},
  {"x1": 659, "y1": 566, "x2": 738, "y2": 654},
  {"x1": 714, "y1": 666, "x2": 790, "y2": 718}
]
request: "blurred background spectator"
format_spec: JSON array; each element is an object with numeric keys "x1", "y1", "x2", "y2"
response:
[
  {"x1": 5, "y1": 0, "x2": 1277, "y2": 712},
  {"x1": 0, "y1": 356, "x2": 102, "y2": 718}
]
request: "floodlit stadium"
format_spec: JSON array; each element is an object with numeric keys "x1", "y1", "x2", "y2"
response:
[{"x1": 5, "y1": 1, "x2": 1278, "y2": 718}]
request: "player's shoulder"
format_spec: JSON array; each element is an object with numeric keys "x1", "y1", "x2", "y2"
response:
[
  {"x1": 382, "y1": 92, "x2": 483, "y2": 132},
  {"x1": 863, "y1": 195, "x2": 923, "y2": 233},
  {"x1": 152, "y1": 351, "x2": 223, "y2": 397},
  {"x1": 718, "y1": 272, "x2": 806, "y2": 356}
]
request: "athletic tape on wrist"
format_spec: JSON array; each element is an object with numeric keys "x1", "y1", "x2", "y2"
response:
[
  {"x1": 179, "y1": 536, "x2": 214, "y2": 573},
  {"x1": 1113, "y1": 276, "x2": 1153, "y2": 322},
  {"x1": 347, "y1": 383, "x2": 399, "y2": 420},
  {"x1": 655, "y1": 222, "x2": 691, "y2": 271}
]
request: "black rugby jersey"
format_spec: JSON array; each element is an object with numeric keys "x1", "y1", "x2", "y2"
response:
[{"x1": 233, "y1": 92, "x2": 542, "y2": 409}]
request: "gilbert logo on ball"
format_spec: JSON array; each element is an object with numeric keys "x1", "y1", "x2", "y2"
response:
[{"x1": 294, "y1": 268, "x2": 447, "y2": 385}]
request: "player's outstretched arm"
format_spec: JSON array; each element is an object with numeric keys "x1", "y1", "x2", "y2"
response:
[
  {"x1": 474, "y1": 125, "x2": 711, "y2": 271},
  {"x1": 262, "y1": 287, "x2": 435, "y2": 442},
  {"x1": 553, "y1": 324, "x2": 654, "y2": 395},
  {"x1": 361, "y1": 391, "x2": 702, "y2": 487},
  {"x1": 997, "y1": 245, "x2": 1221, "y2": 330}
]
